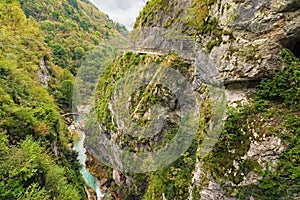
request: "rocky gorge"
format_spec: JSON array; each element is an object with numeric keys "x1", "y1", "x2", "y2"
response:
[{"x1": 0, "y1": 0, "x2": 298, "y2": 199}]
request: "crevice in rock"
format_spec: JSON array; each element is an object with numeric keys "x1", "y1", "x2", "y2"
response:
[
  {"x1": 281, "y1": 38, "x2": 300, "y2": 59},
  {"x1": 277, "y1": 0, "x2": 300, "y2": 13},
  {"x1": 224, "y1": 79, "x2": 261, "y2": 88},
  {"x1": 291, "y1": 40, "x2": 300, "y2": 59}
]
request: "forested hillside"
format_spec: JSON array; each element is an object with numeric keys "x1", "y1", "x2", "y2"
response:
[
  {"x1": 0, "y1": 0, "x2": 125, "y2": 199},
  {"x1": 19, "y1": 0, "x2": 126, "y2": 74}
]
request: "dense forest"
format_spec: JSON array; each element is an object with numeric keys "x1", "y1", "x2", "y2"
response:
[{"x1": 0, "y1": 0, "x2": 125, "y2": 199}]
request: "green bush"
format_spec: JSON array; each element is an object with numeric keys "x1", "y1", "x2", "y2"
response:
[{"x1": 256, "y1": 49, "x2": 300, "y2": 107}]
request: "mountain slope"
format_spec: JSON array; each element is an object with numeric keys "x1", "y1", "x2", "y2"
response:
[
  {"x1": 0, "y1": 1, "x2": 87, "y2": 199},
  {"x1": 19, "y1": 0, "x2": 127, "y2": 74},
  {"x1": 0, "y1": 0, "x2": 126, "y2": 199}
]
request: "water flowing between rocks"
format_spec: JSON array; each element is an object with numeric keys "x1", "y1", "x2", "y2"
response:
[{"x1": 70, "y1": 119, "x2": 104, "y2": 200}]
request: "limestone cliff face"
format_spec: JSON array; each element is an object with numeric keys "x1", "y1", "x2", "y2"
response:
[
  {"x1": 37, "y1": 58, "x2": 51, "y2": 88},
  {"x1": 130, "y1": 1, "x2": 299, "y2": 199},
  {"x1": 135, "y1": 0, "x2": 300, "y2": 83},
  {"x1": 88, "y1": 1, "x2": 300, "y2": 199}
]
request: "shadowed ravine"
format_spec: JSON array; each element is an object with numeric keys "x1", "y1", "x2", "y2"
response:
[{"x1": 70, "y1": 120, "x2": 104, "y2": 200}]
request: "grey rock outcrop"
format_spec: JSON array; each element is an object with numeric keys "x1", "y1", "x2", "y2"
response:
[
  {"x1": 202, "y1": 0, "x2": 300, "y2": 83},
  {"x1": 87, "y1": 0, "x2": 299, "y2": 199},
  {"x1": 37, "y1": 58, "x2": 50, "y2": 88},
  {"x1": 135, "y1": 0, "x2": 300, "y2": 84}
]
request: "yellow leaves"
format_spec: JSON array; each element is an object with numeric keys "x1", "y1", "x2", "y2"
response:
[
  {"x1": 34, "y1": 122, "x2": 50, "y2": 136},
  {"x1": 0, "y1": 2, "x2": 48, "y2": 75},
  {"x1": 187, "y1": 0, "x2": 209, "y2": 28},
  {"x1": 0, "y1": 1, "x2": 26, "y2": 30}
]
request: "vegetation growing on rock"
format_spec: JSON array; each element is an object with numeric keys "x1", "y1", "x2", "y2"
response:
[{"x1": 92, "y1": 0, "x2": 300, "y2": 198}]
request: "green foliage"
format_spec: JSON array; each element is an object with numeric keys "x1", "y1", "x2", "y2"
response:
[
  {"x1": 0, "y1": 137, "x2": 82, "y2": 200},
  {"x1": 202, "y1": 105, "x2": 256, "y2": 185},
  {"x1": 92, "y1": 52, "x2": 195, "y2": 198},
  {"x1": 202, "y1": 49, "x2": 300, "y2": 199},
  {"x1": 19, "y1": 0, "x2": 127, "y2": 74},
  {"x1": 94, "y1": 52, "x2": 150, "y2": 132},
  {"x1": 134, "y1": 0, "x2": 179, "y2": 28},
  {"x1": 51, "y1": 43, "x2": 68, "y2": 68},
  {"x1": 184, "y1": 0, "x2": 210, "y2": 31},
  {"x1": 50, "y1": 69, "x2": 74, "y2": 111},
  {"x1": 241, "y1": 111, "x2": 300, "y2": 199},
  {"x1": 143, "y1": 144, "x2": 197, "y2": 200},
  {"x1": 0, "y1": 1, "x2": 62, "y2": 142},
  {"x1": 0, "y1": 57, "x2": 67, "y2": 143},
  {"x1": 256, "y1": 49, "x2": 300, "y2": 107},
  {"x1": 68, "y1": 0, "x2": 78, "y2": 9},
  {"x1": 74, "y1": 46, "x2": 85, "y2": 59},
  {"x1": 0, "y1": 1, "x2": 86, "y2": 199},
  {"x1": 59, "y1": 79, "x2": 73, "y2": 108}
]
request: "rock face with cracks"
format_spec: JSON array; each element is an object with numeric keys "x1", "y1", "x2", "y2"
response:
[
  {"x1": 135, "y1": 0, "x2": 300, "y2": 84},
  {"x1": 87, "y1": 0, "x2": 300, "y2": 199}
]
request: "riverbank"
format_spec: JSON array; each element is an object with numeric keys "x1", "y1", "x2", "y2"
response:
[{"x1": 69, "y1": 113, "x2": 104, "y2": 200}]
